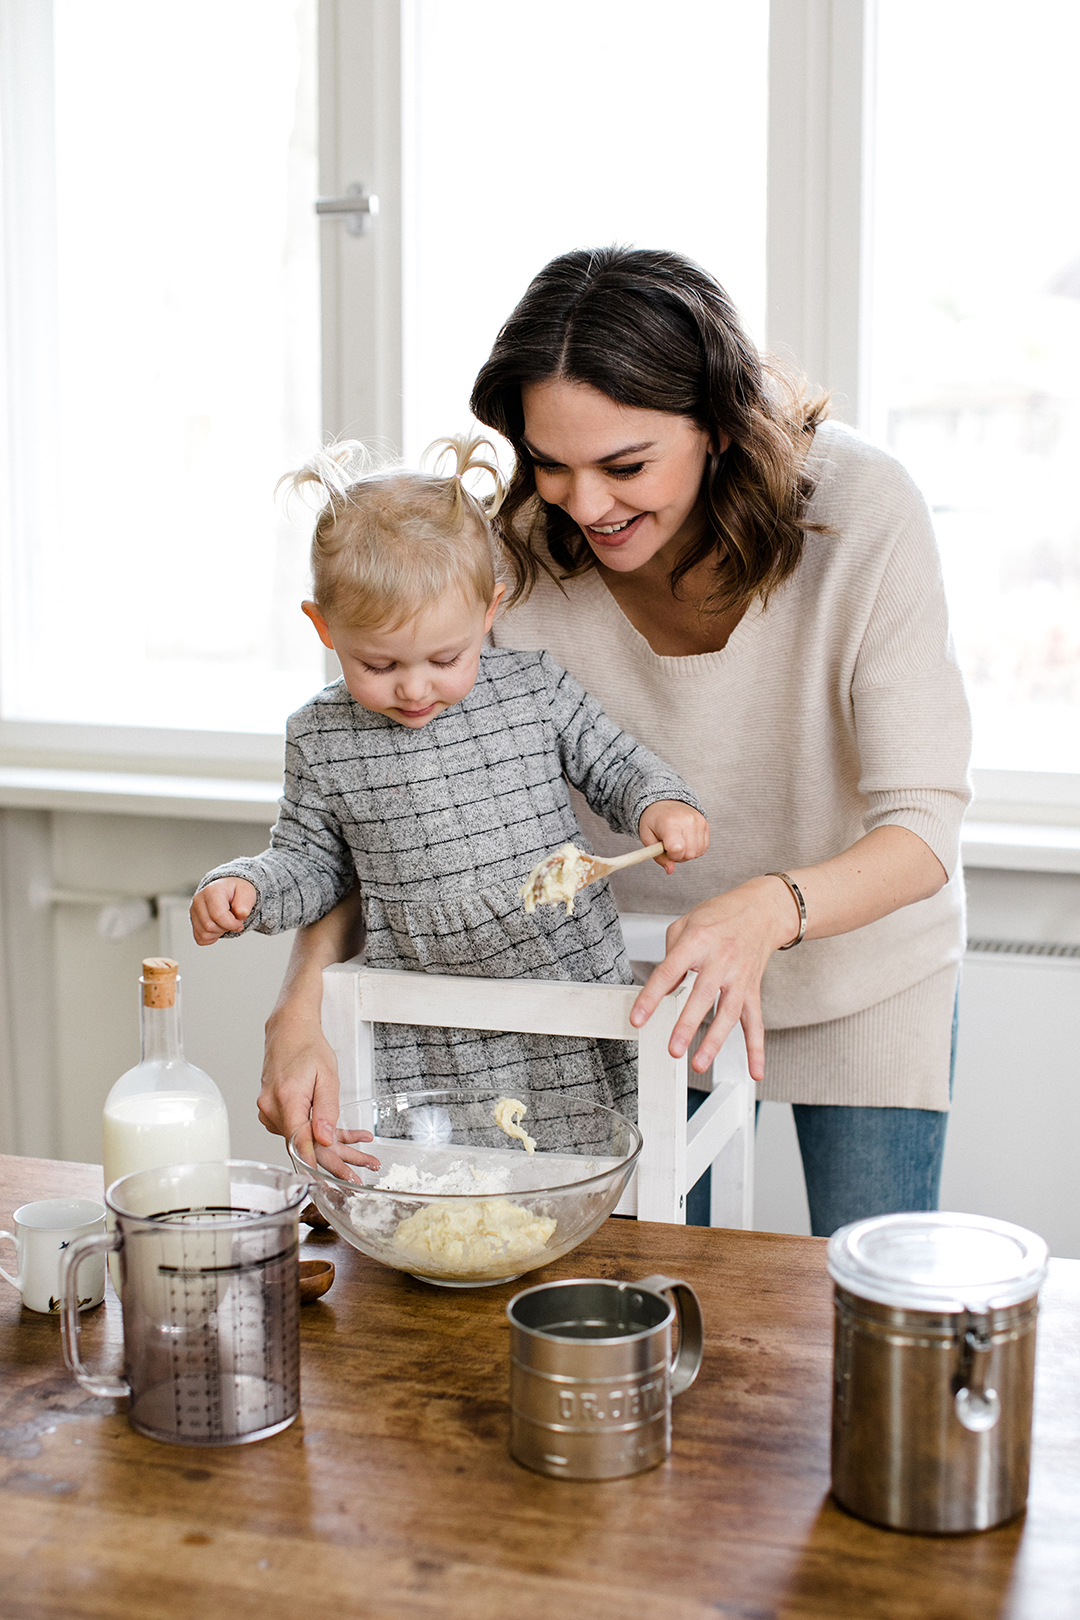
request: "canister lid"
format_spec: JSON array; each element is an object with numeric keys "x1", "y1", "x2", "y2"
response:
[{"x1": 827, "y1": 1211, "x2": 1049, "y2": 1313}]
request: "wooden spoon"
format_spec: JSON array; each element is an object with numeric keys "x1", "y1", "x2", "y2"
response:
[
  {"x1": 299, "y1": 1259, "x2": 335, "y2": 1303},
  {"x1": 580, "y1": 842, "x2": 665, "y2": 887}
]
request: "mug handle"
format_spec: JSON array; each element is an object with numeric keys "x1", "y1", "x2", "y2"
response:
[
  {"x1": 633, "y1": 1274, "x2": 704, "y2": 1397},
  {"x1": 60, "y1": 1232, "x2": 129, "y2": 1399},
  {"x1": 0, "y1": 1229, "x2": 22, "y2": 1292}
]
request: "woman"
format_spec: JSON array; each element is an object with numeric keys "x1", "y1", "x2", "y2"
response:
[{"x1": 260, "y1": 247, "x2": 971, "y2": 1236}]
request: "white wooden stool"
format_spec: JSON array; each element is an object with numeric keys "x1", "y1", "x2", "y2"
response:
[
  {"x1": 620, "y1": 912, "x2": 755, "y2": 1228},
  {"x1": 321, "y1": 932, "x2": 754, "y2": 1226}
]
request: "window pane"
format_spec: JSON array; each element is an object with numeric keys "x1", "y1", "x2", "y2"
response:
[
  {"x1": 402, "y1": 0, "x2": 768, "y2": 462},
  {"x1": 1, "y1": 0, "x2": 323, "y2": 735},
  {"x1": 869, "y1": 0, "x2": 1080, "y2": 774}
]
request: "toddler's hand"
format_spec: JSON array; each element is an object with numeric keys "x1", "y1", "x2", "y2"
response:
[
  {"x1": 638, "y1": 801, "x2": 710, "y2": 875},
  {"x1": 190, "y1": 878, "x2": 258, "y2": 945}
]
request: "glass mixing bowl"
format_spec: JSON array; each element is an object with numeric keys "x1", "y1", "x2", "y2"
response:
[{"x1": 289, "y1": 1088, "x2": 642, "y2": 1288}]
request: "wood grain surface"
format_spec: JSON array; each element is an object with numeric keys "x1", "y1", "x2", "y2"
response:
[{"x1": 1, "y1": 1154, "x2": 1078, "y2": 1620}]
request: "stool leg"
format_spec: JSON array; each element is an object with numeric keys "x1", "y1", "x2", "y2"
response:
[{"x1": 636, "y1": 995, "x2": 688, "y2": 1224}]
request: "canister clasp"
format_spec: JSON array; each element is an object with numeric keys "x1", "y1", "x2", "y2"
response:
[{"x1": 953, "y1": 1311, "x2": 1001, "y2": 1433}]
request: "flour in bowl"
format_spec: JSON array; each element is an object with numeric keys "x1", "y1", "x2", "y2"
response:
[
  {"x1": 343, "y1": 1158, "x2": 512, "y2": 1244},
  {"x1": 375, "y1": 1159, "x2": 512, "y2": 1195}
]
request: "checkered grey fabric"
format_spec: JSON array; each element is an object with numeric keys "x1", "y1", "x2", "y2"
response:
[{"x1": 200, "y1": 647, "x2": 703, "y2": 1131}]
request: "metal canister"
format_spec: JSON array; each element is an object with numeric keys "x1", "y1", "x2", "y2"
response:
[
  {"x1": 506, "y1": 1274, "x2": 703, "y2": 1480},
  {"x1": 827, "y1": 1212, "x2": 1048, "y2": 1533}
]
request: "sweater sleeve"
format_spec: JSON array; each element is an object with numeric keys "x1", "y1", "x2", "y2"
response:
[
  {"x1": 196, "y1": 722, "x2": 357, "y2": 935},
  {"x1": 851, "y1": 476, "x2": 973, "y2": 877},
  {"x1": 538, "y1": 651, "x2": 705, "y2": 838}
]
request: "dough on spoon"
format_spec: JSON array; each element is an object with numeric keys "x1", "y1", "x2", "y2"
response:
[
  {"x1": 519, "y1": 843, "x2": 591, "y2": 915},
  {"x1": 494, "y1": 1096, "x2": 536, "y2": 1154}
]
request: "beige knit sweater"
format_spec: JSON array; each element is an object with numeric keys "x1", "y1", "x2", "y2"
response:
[{"x1": 492, "y1": 422, "x2": 972, "y2": 1053}]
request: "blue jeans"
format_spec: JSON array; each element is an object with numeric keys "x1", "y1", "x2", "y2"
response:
[{"x1": 686, "y1": 993, "x2": 959, "y2": 1235}]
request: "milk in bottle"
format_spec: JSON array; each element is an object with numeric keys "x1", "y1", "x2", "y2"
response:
[{"x1": 102, "y1": 958, "x2": 230, "y2": 1287}]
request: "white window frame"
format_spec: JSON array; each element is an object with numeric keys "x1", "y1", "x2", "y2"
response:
[{"x1": 1, "y1": 0, "x2": 1075, "y2": 826}]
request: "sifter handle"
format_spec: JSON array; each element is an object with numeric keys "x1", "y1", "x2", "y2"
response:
[
  {"x1": 60, "y1": 1232, "x2": 129, "y2": 1400},
  {"x1": 633, "y1": 1274, "x2": 704, "y2": 1397}
]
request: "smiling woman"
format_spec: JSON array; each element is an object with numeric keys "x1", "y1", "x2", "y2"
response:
[{"x1": 466, "y1": 247, "x2": 970, "y2": 1236}]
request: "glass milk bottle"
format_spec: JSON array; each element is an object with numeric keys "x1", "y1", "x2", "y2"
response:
[{"x1": 103, "y1": 957, "x2": 230, "y2": 1207}]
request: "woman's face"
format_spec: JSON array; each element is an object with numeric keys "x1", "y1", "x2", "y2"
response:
[{"x1": 520, "y1": 378, "x2": 718, "y2": 574}]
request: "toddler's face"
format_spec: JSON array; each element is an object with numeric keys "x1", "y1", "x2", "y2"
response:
[{"x1": 304, "y1": 588, "x2": 503, "y2": 728}]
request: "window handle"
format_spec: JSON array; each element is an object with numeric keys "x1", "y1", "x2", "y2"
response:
[{"x1": 315, "y1": 182, "x2": 379, "y2": 236}]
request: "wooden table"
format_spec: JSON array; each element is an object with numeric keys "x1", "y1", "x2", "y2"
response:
[{"x1": 2, "y1": 1156, "x2": 1078, "y2": 1620}]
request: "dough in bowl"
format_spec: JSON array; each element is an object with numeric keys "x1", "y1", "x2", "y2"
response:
[{"x1": 391, "y1": 1197, "x2": 556, "y2": 1278}]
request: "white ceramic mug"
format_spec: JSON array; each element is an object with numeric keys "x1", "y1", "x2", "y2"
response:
[{"x1": 0, "y1": 1198, "x2": 107, "y2": 1314}]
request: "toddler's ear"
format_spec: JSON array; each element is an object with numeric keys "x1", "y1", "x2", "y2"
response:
[
  {"x1": 484, "y1": 581, "x2": 507, "y2": 632},
  {"x1": 302, "y1": 601, "x2": 335, "y2": 650}
]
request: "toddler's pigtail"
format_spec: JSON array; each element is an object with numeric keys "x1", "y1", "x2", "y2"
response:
[
  {"x1": 277, "y1": 440, "x2": 375, "y2": 514},
  {"x1": 424, "y1": 433, "x2": 509, "y2": 524}
]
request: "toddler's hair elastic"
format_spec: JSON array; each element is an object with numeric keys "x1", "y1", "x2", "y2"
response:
[{"x1": 767, "y1": 871, "x2": 807, "y2": 949}]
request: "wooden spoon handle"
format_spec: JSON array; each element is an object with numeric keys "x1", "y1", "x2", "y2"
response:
[{"x1": 593, "y1": 842, "x2": 665, "y2": 874}]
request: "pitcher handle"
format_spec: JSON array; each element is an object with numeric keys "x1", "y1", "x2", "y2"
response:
[
  {"x1": 60, "y1": 1232, "x2": 129, "y2": 1399},
  {"x1": 633, "y1": 1274, "x2": 704, "y2": 1397},
  {"x1": 0, "y1": 1228, "x2": 21, "y2": 1292}
]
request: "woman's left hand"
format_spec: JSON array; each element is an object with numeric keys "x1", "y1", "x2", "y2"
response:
[
  {"x1": 629, "y1": 875, "x2": 800, "y2": 1082},
  {"x1": 629, "y1": 826, "x2": 949, "y2": 1081}
]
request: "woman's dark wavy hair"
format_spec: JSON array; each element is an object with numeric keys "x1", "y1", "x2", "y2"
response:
[{"x1": 469, "y1": 246, "x2": 830, "y2": 612}]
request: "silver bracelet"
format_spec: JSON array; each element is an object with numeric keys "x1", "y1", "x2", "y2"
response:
[{"x1": 767, "y1": 871, "x2": 807, "y2": 949}]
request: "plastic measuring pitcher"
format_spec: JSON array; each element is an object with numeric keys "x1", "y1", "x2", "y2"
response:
[{"x1": 61, "y1": 1160, "x2": 308, "y2": 1446}]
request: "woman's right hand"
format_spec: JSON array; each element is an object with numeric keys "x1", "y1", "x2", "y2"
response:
[
  {"x1": 257, "y1": 888, "x2": 378, "y2": 1176},
  {"x1": 258, "y1": 1005, "x2": 343, "y2": 1149},
  {"x1": 260, "y1": 1003, "x2": 380, "y2": 1179}
]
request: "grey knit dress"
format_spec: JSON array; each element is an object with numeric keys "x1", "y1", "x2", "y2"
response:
[{"x1": 200, "y1": 647, "x2": 703, "y2": 1140}]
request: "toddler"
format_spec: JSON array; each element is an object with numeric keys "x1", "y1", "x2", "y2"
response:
[{"x1": 192, "y1": 437, "x2": 708, "y2": 1140}]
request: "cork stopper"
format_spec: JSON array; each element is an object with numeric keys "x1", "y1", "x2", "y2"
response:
[{"x1": 142, "y1": 957, "x2": 179, "y2": 1008}]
